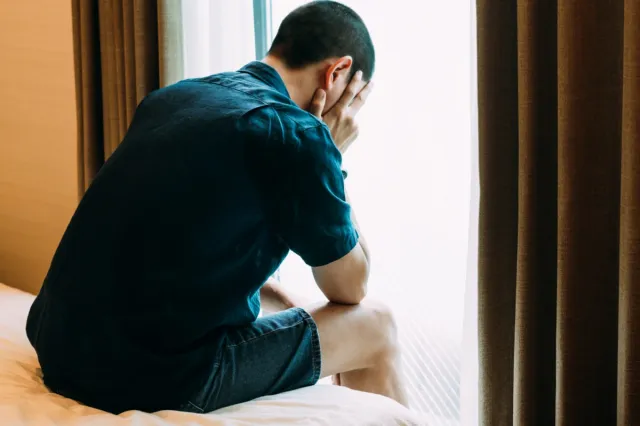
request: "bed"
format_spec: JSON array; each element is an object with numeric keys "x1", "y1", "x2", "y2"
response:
[{"x1": 0, "y1": 283, "x2": 426, "y2": 425}]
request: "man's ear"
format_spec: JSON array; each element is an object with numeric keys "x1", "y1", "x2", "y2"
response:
[{"x1": 323, "y1": 56, "x2": 353, "y2": 90}]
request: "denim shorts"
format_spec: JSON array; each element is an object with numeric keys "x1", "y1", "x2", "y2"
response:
[{"x1": 178, "y1": 307, "x2": 322, "y2": 413}]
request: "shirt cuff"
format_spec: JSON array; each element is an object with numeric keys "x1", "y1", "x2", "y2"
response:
[{"x1": 302, "y1": 229, "x2": 359, "y2": 267}]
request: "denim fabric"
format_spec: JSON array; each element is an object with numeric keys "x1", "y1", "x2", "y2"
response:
[{"x1": 178, "y1": 307, "x2": 322, "y2": 413}]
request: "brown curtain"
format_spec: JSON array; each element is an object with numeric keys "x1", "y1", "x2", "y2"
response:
[
  {"x1": 72, "y1": 0, "x2": 183, "y2": 194},
  {"x1": 477, "y1": 1, "x2": 640, "y2": 425}
]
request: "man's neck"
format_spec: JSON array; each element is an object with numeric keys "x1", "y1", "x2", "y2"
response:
[{"x1": 262, "y1": 55, "x2": 316, "y2": 110}]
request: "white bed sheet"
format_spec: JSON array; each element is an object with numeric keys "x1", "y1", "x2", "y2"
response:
[{"x1": 0, "y1": 283, "x2": 427, "y2": 425}]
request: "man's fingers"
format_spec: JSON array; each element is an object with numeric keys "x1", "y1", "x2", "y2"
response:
[
  {"x1": 349, "y1": 81, "x2": 374, "y2": 114},
  {"x1": 336, "y1": 70, "x2": 365, "y2": 110},
  {"x1": 309, "y1": 88, "x2": 326, "y2": 118}
]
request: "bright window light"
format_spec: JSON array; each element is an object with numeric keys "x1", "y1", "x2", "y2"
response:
[
  {"x1": 272, "y1": 2, "x2": 476, "y2": 424},
  {"x1": 180, "y1": 1, "x2": 478, "y2": 424}
]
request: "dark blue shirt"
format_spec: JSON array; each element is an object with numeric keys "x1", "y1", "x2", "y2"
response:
[{"x1": 26, "y1": 62, "x2": 357, "y2": 413}]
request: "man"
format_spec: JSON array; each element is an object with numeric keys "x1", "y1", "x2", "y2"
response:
[{"x1": 26, "y1": 0, "x2": 407, "y2": 414}]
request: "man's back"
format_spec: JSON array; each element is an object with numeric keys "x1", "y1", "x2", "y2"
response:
[{"x1": 25, "y1": 62, "x2": 342, "y2": 413}]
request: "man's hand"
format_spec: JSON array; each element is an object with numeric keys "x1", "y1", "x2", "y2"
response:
[{"x1": 309, "y1": 71, "x2": 374, "y2": 154}]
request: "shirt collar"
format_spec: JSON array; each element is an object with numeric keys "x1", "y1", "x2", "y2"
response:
[{"x1": 239, "y1": 61, "x2": 291, "y2": 99}]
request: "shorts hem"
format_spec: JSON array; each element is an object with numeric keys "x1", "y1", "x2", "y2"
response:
[{"x1": 294, "y1": 307, "x2": 322, "y2": 384}]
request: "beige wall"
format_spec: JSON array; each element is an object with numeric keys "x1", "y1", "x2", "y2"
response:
[{"x1": 0, "y1": 1, "x2": 78, "y2": 294}]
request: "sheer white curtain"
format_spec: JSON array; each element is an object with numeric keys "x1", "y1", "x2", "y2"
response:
[
  {"x1": 460, "y1": 0, "x2": 479, "y2": 423},
  {"x1": 181, "y1": 0, "x2": 256, "y2": 78},
  {"x1": 179, "y1": 2, "x2": 479, "y2": 424}
]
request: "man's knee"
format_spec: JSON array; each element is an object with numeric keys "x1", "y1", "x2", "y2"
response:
[{"x1": 361, "y1": 300, "x2": 400, "y2": 358}]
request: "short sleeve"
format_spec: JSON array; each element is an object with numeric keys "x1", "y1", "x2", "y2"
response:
[
  {"x1": 279, "y1": 125, "x2": 358, "y2": 266},
  {"x1": 240, "y1": 107, "x2": 358, "y2": 267}
]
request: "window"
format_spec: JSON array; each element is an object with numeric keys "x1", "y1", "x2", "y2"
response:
[
  {"x1": 270, "y1": 2, "x2": 477, "y2": 424},
  {"x1": 180, "y1": 2, "x2": 478, "y2": 424}
]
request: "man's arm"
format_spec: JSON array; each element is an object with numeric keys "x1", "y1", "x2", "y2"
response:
[
  {"x1": 307, "y1": 71, "x2": 374, "y2": 305},
  {"x1": 311, "y1": 191, "x2": 370, "y2": 305},
  {"x1": 265, "y1": 196, "x2": 371, "y2": 308},
  {"x1": 265, "y1": 192, "x2": 370, "y2": 307}
]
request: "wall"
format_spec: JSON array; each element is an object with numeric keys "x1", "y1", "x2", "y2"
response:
[{"x1": 0, "y1": 1, "x2": 78, "y2": 294}]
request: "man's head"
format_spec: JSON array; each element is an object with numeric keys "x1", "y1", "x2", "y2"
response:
[{"x1": 265, "y1": 1, "x2": 375, "y2": 113}]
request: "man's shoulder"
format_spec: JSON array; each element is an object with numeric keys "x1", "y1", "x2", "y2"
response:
[
  {"x1": 154, "y1": 70, "x2": 325, "y2": 133},
  {"x1": 240, "y1": 103, "x2": 334, "y2": 159},
  {"x1": 207, "y1": 70, "x2": 325, "y2": 132},
  {"x1": 271, "y1": 103, "x2": 327, "y2": 133},
  {"x1": 134, "y1": 77, "x2": 266, "y2": 130},
  {"x1": 240, "y1": 101, "x2": 329, "y2": 141}
]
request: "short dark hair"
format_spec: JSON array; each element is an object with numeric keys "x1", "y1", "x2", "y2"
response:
[{"x1": 268, "y1": 1, "x2": 375, "y2": 81}]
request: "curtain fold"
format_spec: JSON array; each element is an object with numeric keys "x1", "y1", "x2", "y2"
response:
[
  {"x1": 72, "y1": 0, "x2": 103, "y2": 194},
  {"x1": 72, "y1": 0, "x2": 183, "y2": 194},
  {"x1": 477, "y1": 1, "x2": 640, "y2": 425},
  {"x1": 158, "y1": 0, "x2": 184, "y2": 87},
  {"x1": 618, "y1": 2, "x2": 640, "y2": 424}
]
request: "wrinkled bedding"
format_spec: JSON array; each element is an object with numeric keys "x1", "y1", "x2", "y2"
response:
[{"x1": 0, "y1": 283, "x2": 426, "y2": 425}]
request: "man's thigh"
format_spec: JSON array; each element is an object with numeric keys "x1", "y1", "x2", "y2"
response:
[{"x1": 180, "y1": 307, "x2": 321, "y2": 413}]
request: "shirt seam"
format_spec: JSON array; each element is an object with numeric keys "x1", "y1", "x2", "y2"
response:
[
  {"x1": 238, "y1": 68, "x2": 289, "y2": 98},
  {"x1": 199, "y1": 79, "x2": 325, "y2": 133}
]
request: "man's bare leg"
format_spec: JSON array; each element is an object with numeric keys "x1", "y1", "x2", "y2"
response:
[{"x1": 305, "y1": 301, "x2": 409, "y2": 406}]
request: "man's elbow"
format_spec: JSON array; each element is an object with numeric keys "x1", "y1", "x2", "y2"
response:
[
  {"x1": 340, "y1": 283, "x2": 368, "y2": 305},
  {"x1": 330, "y1": 261, "x2": 369, "y2": 305}
]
